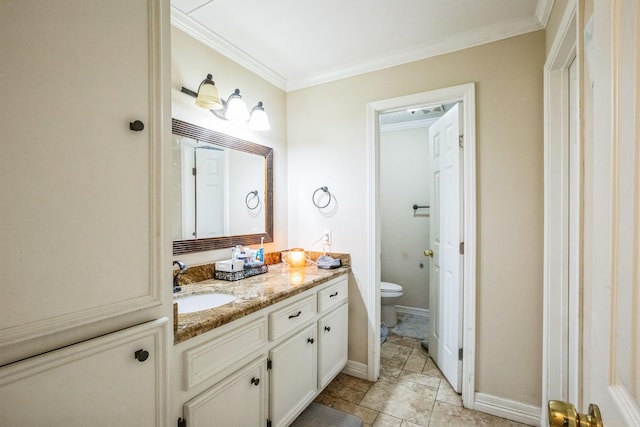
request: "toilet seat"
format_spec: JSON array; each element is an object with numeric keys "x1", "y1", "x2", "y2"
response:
[{"x1": 381, "y1": 281, "x2": 403, "y2": 297}]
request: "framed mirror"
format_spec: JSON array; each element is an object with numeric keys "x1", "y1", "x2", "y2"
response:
[{"x1": 172, "y1": 118, "x2": 273, "y2": 255}]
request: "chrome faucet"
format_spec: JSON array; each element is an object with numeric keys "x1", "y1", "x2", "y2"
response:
[{"x1": 173, "y1": 260, "x2": 187, "y2": 293}]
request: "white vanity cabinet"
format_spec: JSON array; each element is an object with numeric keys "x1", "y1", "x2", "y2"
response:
[
  {"x1": 184, "y1": 357, "x2": 268, "y2": 427},
  {"x1": 318, "y1": 304, "x2": 349, "y2": 389},
  {"x1": 0, "y1": 319, "x2": 168, "y2": 426},
  {"x1": 0, "y1": 0, "x2": 167, "y2": 348},
  {"x1": 270, "y1": 324, "x2": 318, "y2": 427},
  {"x1": 176, "y1": 275, "x2": 349, "y2": 427}
]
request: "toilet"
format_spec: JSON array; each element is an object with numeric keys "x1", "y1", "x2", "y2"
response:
[{"x1": 381, "y1": 281, "x2": 403, "y2": 327}]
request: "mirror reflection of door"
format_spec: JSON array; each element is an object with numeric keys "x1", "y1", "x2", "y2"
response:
[
  {"x1": 195, "y1": 146, "x2": 226, "y2": 238},
  {"x1": 180, "y1": 141, "x2": 226, "y2": 239}
]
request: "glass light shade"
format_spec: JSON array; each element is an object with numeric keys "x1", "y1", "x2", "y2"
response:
[
  {"x1": 195, "y1": 74, "x2": 223, "y2": 110},
  {"x1": 225, "y1": 89, "x2": 250, "y2": 122},
  {"x1": 249, "y1": 102, "x2": 271, "y2": 131}
]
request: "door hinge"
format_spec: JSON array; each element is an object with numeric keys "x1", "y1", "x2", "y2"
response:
[
  {"x1": 458, "y1": 348, "x2": 463, "y2": 361},
  {"x1": 178, "y1": 417, "x2": 186, "y2": 427},
  {"x1": 459, "y1": 135, "x2": 464, "y2": 148},
  {"x1": 267, "y1": 419, "x2": 272, "y2": 427},
  {"x1": 192, "y1": 167, "x2": 196, "y2": 176},
  {"x1": 267, "y1": 359, "x2": 272, "y2": 370},
  {"x1": 459, "y1": 242, "x2": 464, "y2": 255}
]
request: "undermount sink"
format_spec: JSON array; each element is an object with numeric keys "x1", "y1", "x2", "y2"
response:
[{"x1": 176, "y1": 293, "x2": 237, "y2": 314}]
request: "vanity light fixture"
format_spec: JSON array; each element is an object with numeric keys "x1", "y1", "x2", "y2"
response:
[{"x1": 181, "y1": 74, "x2": 271, "y2": 131}]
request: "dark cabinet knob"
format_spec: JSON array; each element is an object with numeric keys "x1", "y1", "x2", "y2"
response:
[
  {"x1": 307, "y1": 337, "x2": 314, "y2": 344},
  {"x1": 324, "y1": 326, "x2": 331, "y2": 332},
  {"x1": 288, "y1": 311, "x2": 302, "y2": 319},
  {"x1": 129, "y1": 120, "x2": 144, "y2": 131},
  {"x1": 250, "y1": 377, "x2": 260, "y2": 386},
  {"x1": 134, "y1": 349, "x2": 149, "y2": 362},
  {"x1": 329, "y1": 292, "x2": 338, "y2": 298}
]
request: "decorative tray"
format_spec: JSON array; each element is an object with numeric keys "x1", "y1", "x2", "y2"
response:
[{"x1": 214, "y1": 264, "x2": 268, "y2": 282}]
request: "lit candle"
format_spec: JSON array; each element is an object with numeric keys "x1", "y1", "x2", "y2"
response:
[{"x1": 285, "y1": 248, "x2": 307, "y2": 268}]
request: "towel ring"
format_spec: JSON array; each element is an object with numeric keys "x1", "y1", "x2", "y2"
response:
[
  {"x1": 245, "y1": 190, "x2": 260, "y2": 210},
  {"x1": 312, "y1": 186, "x2": 332, "y2": 209}
]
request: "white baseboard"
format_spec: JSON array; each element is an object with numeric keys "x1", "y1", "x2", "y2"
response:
[
  {"x1": 341, "y1": 360, "x2": 369, "y2": 380},
  {"x1": 473, "y1": 392, "x2": 541, "y2": 426},
  {"x1": 395, "y1": 305, "x2": 429, "y2": 320}
]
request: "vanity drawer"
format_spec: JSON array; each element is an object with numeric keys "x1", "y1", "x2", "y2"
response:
[
  {"x1": 184, "y1": 317, "x2": 267, "y2": 390},
  {"x1": 269, "y1": 294, "x2": 317, "y2": 341},
  {"x1": 318, "y1": 278, "x2": 348, "y2": 313}
]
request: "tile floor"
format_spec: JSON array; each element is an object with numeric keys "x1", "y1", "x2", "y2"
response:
[{"x1": 315, "y1": 332, "x2": 529, "y2": 427}]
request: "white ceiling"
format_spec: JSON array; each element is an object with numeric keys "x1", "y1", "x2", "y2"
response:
[{"x1": 171, "y1": 0, "x2": 552, "y2": 91}]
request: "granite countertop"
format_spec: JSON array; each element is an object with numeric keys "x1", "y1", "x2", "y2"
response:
[{"x1": 174, "y1": 262, "x2": 350, "y2": 344}]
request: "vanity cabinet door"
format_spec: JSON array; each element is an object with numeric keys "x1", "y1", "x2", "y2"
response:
[
  {"x1": 318, "y1": 303, "x2": 349, "y2": 389},
  {"x1": 0, "y1": 0, "x2": 166, "y2": 346},
  {"x1": 183, "y1": 357, "x2": 268, "y2": 427},
  {"x1": 0, "y1": 319, "x2": 167, "y2": 426},
  {"x1": 270, "y1": 324, "x2": 317, "y2": 427}
]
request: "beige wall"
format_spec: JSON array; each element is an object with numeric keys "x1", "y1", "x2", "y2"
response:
[
  {"x1": 287, "y1": 31, "x2": 545, "y2": 405},
  {"x1": 380, "y1": 126, "x2": 431, "y2": 310},
  {"x1": 171, "y1": 28, "x2": 289, "y2": 265}
]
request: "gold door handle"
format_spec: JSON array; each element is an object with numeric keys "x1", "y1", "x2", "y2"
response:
[
  {"x1": 424, "y1": 249, "x2": 434, "y2": 257},
  {"x1": 548, "y1": 400, "x2": 603, "y2": 427}
]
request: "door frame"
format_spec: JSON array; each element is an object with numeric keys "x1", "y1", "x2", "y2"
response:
[
  {"x1": 366, "y1": 83, "x2": 477, "y2": 407},
  {"x1": 542, "y1": 1, "x2": 579, "y2": 425}
]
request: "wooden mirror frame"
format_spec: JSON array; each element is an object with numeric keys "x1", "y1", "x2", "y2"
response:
[{"x1": 172, "y1": 118, "x2": 274, "y2": 255}]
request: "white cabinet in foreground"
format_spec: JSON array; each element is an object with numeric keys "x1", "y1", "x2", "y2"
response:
[{"x1": 0, "y1": 319, "x2": 168, "y2": 426}]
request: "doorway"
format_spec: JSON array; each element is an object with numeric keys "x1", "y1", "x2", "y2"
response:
[
  {"x1": 542, "y1": 4, "x2": 580, "y2": 424},
  {"x1": 366, "y1": 83, "x2": 477, "y2": 407}
]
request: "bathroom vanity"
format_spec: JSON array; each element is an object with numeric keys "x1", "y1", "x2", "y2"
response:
[{"x1": 171, "y1": 262, "x2": 349, "y2": 427}]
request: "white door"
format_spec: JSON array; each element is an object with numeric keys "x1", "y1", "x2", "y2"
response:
[
  {"x1": 584, "y1": 1, "x2": 640, "y2": 425},
  {"x1": 428, "y1": 103, "x2": 463, "y2": 392},
  {"x1": 195, "y1": 146, "x2": 225, "y2": 238}
]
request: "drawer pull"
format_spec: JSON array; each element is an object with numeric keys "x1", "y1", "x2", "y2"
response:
[
  {"x1": 324, "y1": 326, "x2": 331, "y2": 332},
  {"x1": 134, "y1": 349, "x2": 149, "y2": 362},
  {"x1": 329, "y1": 292, "x2": 339, "y2": 298},
  {"x1": 307, "y1": 338, "x2": 315, "y2": 344},
  {"x1": 250, "y1": 377, "x2": 260, "y2": 386},
  {"x1": 288, "y1": 311, "x2": 302, "y2": 319}
]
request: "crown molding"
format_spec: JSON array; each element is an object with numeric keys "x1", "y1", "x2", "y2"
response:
[
  {"x1": 170, "y1": 6, "x2": 288, "y2": 91},
  {"x1": 173, "y1": 6, "x2": 543, "y2": 92},
  {"x1": 535, "y1": 0, "x2": 555, "y2": 27},
  {"x1": 287, "y1": 15, "x2": 543, "y2": 90}
]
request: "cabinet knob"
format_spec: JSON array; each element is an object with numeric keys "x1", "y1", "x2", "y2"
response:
[
  {"x1": 324, "y1": 326, "x2": 331, "y2": 332},
  {"x1": 250, "y1": 377, "x2": 260, "y2": 386},
  {"x1": 129, "y1": 120, "x2": 144, "y2": 131},
  {"x1": 288, "y1": 311, "x2": 302, "y2": 319},
  {"x1": 134, "y1": 349, "x2": 149, "y2": 362},
  {"x1": 329, "y1": 292, "x2": 338, "y2": 298},
  {"x1": 307, "y1": 337, "x2": 315, "y2": 344}
]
